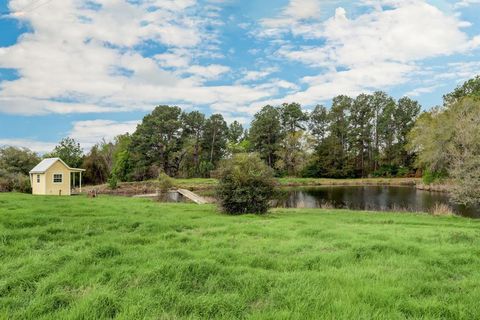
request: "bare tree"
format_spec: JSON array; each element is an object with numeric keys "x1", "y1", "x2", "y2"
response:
[{"x1": 447, "y1": 99, "x2": 480, "y2": 205}]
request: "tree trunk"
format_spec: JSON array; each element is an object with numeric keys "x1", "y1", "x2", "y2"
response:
[
  {"x1": 194, "y1": 135, "x2": 200, "y2": 175},
  {"x1": 210, "y1": 129, "x2": 217, "y2": 164}
]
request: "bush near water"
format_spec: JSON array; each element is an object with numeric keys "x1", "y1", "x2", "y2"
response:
[{"x1": 216, "y1": 153, "x2": 276, "y2": 214}]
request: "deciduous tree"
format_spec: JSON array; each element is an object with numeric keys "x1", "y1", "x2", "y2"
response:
[
  {"x1": 47, "y1": 137, "x2": 83, "y2": 168},
  {"x1": 202, "y1": 114, "x2": 228, "y2": 173},
  {"x1": 0, "y1": 146, "x2": 40, "y2": 175},
  {"x1": 249, "y1": 105, "x2": 283, "y2": 168}
]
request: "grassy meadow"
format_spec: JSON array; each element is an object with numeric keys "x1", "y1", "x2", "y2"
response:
[{"x1": 1, "y1": 193, "x2": 480, "y2": 319}]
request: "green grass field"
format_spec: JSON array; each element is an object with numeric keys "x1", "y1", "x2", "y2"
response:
[{"x1": 1, "y1": 193, "x2": 480, "y2": 319}]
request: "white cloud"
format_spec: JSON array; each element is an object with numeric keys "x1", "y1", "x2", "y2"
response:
[
  {"x1": 253, "y1": 62, "x2": 415, "y2": 107},
  {"x1": 260, "y1": 0, "x2": 322, "y2": 37},
  {"x1": 0, "y1": 0, "x2": 282, "y2": 117},
  {"x1": 279, "y1": 2, "x2": 477, "y2": 67},
  {"x1": 432, "y1": 61, "x2": 480, "y2": 83},
  {"x1": 455, "y1": 0, "x2": 480, "y2": 8},
  {"x1": 0, "y1": 119, "x2": 142, "y2": 153},
  {"x1": 184, "y1": 64, "x2": 231, "y2": 81},
  {"x1": 282, "y1": 0, "x2": 321, "y2": 20},
  {"x1": 0, "y1": 139, "x2": 56, "y2": 154},
  {"x1": 221, "y1": 114, "x2": 251, "y2": 125},
  {"x1": 237, "y1": 67, "x2": 278, "y2": 83},
  {"x1": 406, "y1": 85, "x2": 441, "y2": 97},
  {"x1": 261, "y1": 1, "x2": 480, "y2": 105},
  {"x1": 69, "y1": 119, "x2": 140, "y2": 149},
  {"x1": 154, "y1": 49, "x2": 192, "y2": 68},
  {"x1": 0, "y1": 97, "x2": 120, "y2": 115},
  {"x1": 1, "y1": 0, "x2": 479, "y2": 122}
]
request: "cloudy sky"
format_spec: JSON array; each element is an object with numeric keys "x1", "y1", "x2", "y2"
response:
[{"x1": 0, "y1": 0, "x2": 479, "y2": 153}]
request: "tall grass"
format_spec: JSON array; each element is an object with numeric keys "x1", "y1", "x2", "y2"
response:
[
  {"x1": 430, "y1": 203, "x2": 454, "y2": 216},
  {"x1": 0, "y1": 193, "x2": 479, "y2": 319}
]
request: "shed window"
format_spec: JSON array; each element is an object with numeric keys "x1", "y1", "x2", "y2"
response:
[
  {"x1": 37, "y1": 175, "x2": 40, "y2": 183},
  {"x1": 53, "y1": 174, "x2": 63, "y2": 183}
]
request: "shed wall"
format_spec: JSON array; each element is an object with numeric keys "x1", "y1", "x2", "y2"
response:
[
  {"x1": 31, "y1": 173, "x2": 46, "y2": 195},
  {"x1": 44, "y1": 161, "x2": 71, "y2": 196}
]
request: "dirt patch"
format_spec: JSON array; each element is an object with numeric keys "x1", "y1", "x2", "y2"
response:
[{"x1": 82, "y1": 181, "x2": 160, "y2": 196}]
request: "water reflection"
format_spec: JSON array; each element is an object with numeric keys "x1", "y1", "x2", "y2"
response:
[{"x1": 274, "y1": 186, "x2": 479, "y2": 218}]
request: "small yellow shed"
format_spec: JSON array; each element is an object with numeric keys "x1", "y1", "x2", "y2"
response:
[{"x1": 29, "y1": 158, "x2": 85, "y2": 196}]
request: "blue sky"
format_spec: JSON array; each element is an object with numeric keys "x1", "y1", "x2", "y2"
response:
[{"x1": 0, "y1": 0, "x2": 479, "y2": 152}]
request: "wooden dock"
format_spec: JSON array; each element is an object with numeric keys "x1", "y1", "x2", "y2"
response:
[
  {"x1": 133, "y1": 189, "x2": 209, "y2": 204},
  {"x1": 177, "y1": 189, "x2": 208, "y2": 204}
]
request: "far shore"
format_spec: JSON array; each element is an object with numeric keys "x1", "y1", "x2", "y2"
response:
[{"x1": 81, "y1": 177, "x2": 451, "y2": 197}]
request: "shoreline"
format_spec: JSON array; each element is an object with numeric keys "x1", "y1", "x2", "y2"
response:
[
  {"x1": 278, "y1": 177, "x2": 419, "y2": 187},
  {"x1": 83, "y1": 177, "x2": 427, "y2": 196},
  {"x1": 415, "y1": 183, "x2": 451, "y2": 193},
  {"x1": 82, "y1": 177, "x2": 453, "y2": 196}
]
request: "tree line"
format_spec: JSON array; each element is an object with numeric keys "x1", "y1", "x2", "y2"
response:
[
  {"x1": 250, "y1": 94, "x2": 420, "y2": 178},
  {"x1": 0, "y1": 91, "x2": 422, "y2": 187},
  {"x1": 0, "y1": 92, "x2": 420, "y2": 189},
  {"x1": 2, "y1": 75, "x2": 480, "y2": 205},
  {"x1": 74, "y1": 92, "x2": 420, "y2": 183}
]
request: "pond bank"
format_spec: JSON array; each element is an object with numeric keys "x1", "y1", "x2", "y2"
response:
[
  {"x1": 416, "y1": 182, "x2": 452, "y2": 193},
  {"x1": 278, "y1": 177, "x2": 419, "y2": 187},
  {"x1": 84, "y1": 177, "x2": 422, "y2": 196}
]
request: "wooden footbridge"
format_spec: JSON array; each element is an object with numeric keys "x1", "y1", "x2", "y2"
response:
[
  {"x1": 176, "y1": 189, "x2": 208, "y2": 204},
  {"x1": 133, "y1": 188, "x2": 209, "y2": 204}
]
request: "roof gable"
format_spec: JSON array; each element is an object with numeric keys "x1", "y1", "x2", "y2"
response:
[{"x1": 30, "y1": 158, "x2": 70, "y2": 173}]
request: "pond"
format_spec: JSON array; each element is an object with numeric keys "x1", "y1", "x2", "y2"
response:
[{"x1": 273, "y1": 186, "x2": 479, "y2": 218}]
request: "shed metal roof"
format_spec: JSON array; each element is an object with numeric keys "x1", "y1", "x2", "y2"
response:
[{"x1": 29, "y1": 158, "x2": 85, "y2": 174}]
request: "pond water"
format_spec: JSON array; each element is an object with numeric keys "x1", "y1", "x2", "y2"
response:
[{"x1": 273, "y1": 186, "x2": 479, "y2": 218}]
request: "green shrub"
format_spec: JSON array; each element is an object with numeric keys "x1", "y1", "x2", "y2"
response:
[
  {"x1": 372, "y1": 165, "x2": 397, "y2": 177},
  {"x1": 158, "y1": 172, "x2": 175, "y2": 193},
  {"x1": 216, "y1": 153, "x2": 276, "y2": 215},
  {"x1": 107, "y1": 175, "x2": 118, "y2": 190},
  {"x1": 12, "y1": 174, "x2": 31, "y2": 193},
  {"x1": 396, "y1": 167, "x2": 410, "y2": 177},
  {"x1": 0, "y1": 171, "x2": 31, "y2": 193},
  {"x1": 0, "y1": 174, "x2": 13, "y2": 192},
  {"x1": 422, "y1": 169, "x2": 447, "y2": 185},
  {"x1": 199, "y1": 161, "x2": 215, "y2": 178},
  {"x1": 371, "y1": 165, "x2": 412, "y2": 178}
]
